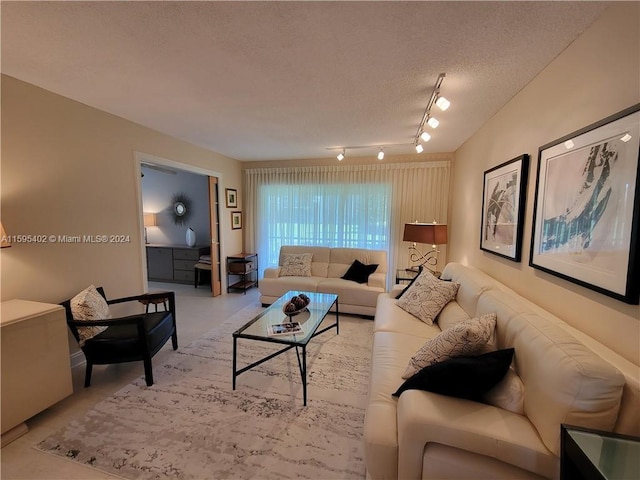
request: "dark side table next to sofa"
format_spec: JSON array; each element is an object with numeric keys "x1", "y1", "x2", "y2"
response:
[{"x1": 561, "y1": 424, "x2": 639, "y2": 480}]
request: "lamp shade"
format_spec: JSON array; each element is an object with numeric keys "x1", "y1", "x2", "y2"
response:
[
  {"x1": 403, "y1": 223, "x2": 448, "y2": 245},
  {"x1": 143, "y1": 213, "x2": 157, "y2": 227},
  {"x1": 1, "y1": 222, "x2": 11, "y2": 248}
]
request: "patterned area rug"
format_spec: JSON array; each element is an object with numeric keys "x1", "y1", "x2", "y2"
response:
[{"x1": 37, "y1": 306, "x2": 373, "y2": 479}]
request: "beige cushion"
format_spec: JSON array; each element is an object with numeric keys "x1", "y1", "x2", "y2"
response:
[
  {"x1": 397, "y1": 270, "x2": 460, "y2": 325},
  {"x1": 483, "y1": 367, "x2": 525, "y2": 415},
  {"x1": 279, "y1": 253, "x2": 312, "y2": 277},
  {"x1": 437, "y1": 300, "x2": 472, "y2": 331},
  {"x1": 402, "y1": 313, "x2": 496, "y2": 379},
  {"x1": 70, "y1": 285, "x2": 112, "y2": 346}
]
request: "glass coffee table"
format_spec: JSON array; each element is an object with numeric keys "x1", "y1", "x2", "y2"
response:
[{"x1": 232, "y1": 291, "x2": 339, "y2": 406}]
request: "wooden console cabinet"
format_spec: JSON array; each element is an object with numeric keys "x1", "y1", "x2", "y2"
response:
[
  {"x1": 1, "y1": 300, "x2": 73, "y2": 446},
  {"x1": 146, "y1": 244, "x2": 210, "y2": 284}
]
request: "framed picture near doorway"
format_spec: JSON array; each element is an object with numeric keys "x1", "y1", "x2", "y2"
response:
[
  {"x1": 225, "y1": 188, "x2": 238, "y2": 208},
  {"x1": 231, "y1": 211, "x2": 242, "y2": 230},
  {"x1": 530, "y1": 104, "x2": 640, "y2": 304}
]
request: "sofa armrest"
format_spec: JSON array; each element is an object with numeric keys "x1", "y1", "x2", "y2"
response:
[
  {"x1": 263, "y1": 266, "x2": 281, "y2": 278},
  {"x1": 389, "y1": 284, "x2": 404, "y2": 298},
  {"x1": 397, "y1": 390, "x2": 558, "y2": 479},
  {"x1": 368, "y1": 272, "x2": 386, "y2": 290}
]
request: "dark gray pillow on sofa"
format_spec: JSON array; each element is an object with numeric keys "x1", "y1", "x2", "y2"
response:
[
  {"x1": 392, "y1": 348, "x2": 514, "y2": 401},
  {"x1": 342, "y1": 259, "x2": 378, "y2": 284}
]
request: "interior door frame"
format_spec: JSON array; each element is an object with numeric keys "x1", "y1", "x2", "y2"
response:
[{"x1": 133, "y1": 151, "x2": 224, "y2": 293}]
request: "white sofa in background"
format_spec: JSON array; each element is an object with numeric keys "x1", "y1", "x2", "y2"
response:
[
  {"x1": 259, "y1": 245, "x2": 387, "y2": 317},
  {"x1": 364, "y1": 262, "x2": 639, "y2": 480}
]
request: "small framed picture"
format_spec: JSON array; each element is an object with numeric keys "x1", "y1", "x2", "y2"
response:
[
  {"x1": 225, "y1": 188, "x2": 238, "y2": 208},
  {"x1": 231, "y1": 211, "x2": 242, "y2": 230}
]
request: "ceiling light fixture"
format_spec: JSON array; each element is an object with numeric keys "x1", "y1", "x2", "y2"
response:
[
  {"x1": 435, "y1": 96, "x2": 451, "y2": 111},
  {"x1": 413, "y1": 73, "x2": 449, "y2": 153},
  {"x1": 329, "y1": 73, "x2": 451, "y2": 160},
  {"x1": 427, "y1": 116, "x2": 440, "y2": 129}
]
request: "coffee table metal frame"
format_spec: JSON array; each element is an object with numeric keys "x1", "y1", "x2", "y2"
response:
[{"x1": 232, "y1": 291, "x2": 339, "y2": 406}]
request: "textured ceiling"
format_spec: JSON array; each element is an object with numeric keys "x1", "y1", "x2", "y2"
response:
[{"x1": 1, "y1": 1, "x2": 607, "y2": 161}]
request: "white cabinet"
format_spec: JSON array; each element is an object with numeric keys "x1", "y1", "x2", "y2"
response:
[{"x1": 1, "y1": 300, "x2": 73, "y2": 445}]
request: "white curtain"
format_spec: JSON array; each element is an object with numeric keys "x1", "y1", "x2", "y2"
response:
[{"x1": 244, "y1": 161, "x2": 450, "y2": 288}]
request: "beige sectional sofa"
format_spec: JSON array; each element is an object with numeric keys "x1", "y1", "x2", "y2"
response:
[
  {"x1": 364, "y1": 262, "x2": 639, "y2": 479},
  {"x1": 259, "y1": 245, "x2": 387, "y2": 317}
]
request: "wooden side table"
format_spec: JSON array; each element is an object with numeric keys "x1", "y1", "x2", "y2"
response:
[{"x1": 227, "y1": 253, "x2": 258, "y2": 294}]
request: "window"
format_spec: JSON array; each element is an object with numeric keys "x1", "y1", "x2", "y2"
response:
[{"x1": 258, "y1": 182, "x2": 391, "y2": 267}]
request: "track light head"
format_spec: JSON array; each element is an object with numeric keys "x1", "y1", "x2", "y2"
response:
[
  {"x1": 337, "y1": 149, "x2": 345, "y2": 161},
  {"x1": 420, "y1": 131, "x2": 431, "y2": 142},
  {"x1": 415, "y1": 143, "x2": 424, "y2": 153},
  {"x1": 377, "y1": 148, "x2": 384, "y2": 160},
  {"x1": 427, "y1": 116, "x2": 439, "y2": 129},
  {"x1": 435, "y1": 96, "x2": 450, "y2": 111}
]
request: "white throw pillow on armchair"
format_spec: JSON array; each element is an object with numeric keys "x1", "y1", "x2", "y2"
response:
[{"x1": 70, "y1": 284, "x2": 112, "y2": 346}]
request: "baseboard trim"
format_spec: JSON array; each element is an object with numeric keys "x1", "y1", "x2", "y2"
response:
[
  {"x1": 1, "y1": 422, "x2": 28, "y2": 448},
  {"x1": 70, "y1": 351, "x2": 86, "y2": 369}
]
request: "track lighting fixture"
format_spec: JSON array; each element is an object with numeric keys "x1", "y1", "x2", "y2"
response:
[
  {"x1": 412, "y1": 73, "x2": 449, "y2": 154},
  {"x1": 330, "y1": 72, "x2": 451, "y2": 160}
]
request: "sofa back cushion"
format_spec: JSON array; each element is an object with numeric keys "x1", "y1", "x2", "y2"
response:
[
  {"x1": 279, "y1": 246, "x2": 330, "y2": 277},
  {"x1": 441, "y1": 263, "x2": 509, "y2": 318},
  {"x1": 476, "y1": 290, "x2": 625, "y2": 456},
  {"x1": 327, "y1": 248, "x2": 387, "y2": 278}
]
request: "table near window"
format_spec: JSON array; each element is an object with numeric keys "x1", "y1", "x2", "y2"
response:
[{"x1": 560, "y1": 424, "x2": 639, "y2": 480}]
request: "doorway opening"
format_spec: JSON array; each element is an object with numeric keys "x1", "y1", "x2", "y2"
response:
[{"x1": 135, "y1": 152, "x2": 222, "y2": 296}]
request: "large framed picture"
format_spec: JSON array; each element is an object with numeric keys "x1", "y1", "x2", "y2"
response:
[
  {"x1": 530, "y1": 104, "x2": 640, "y2": 304},
  {"x1": 480, "y1": 154, "x2": 529, "y2": 261}
]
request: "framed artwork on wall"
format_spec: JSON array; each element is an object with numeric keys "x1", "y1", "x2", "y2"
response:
[
  {"x1": 225, "y1": 188, "x2": 238, "y2": 208},
  {"x1": 530, "y1": 104, "x2": 640, "y2": 304},
  {"x1": 480, "y1": 154, "x2": 529, "y2": 261},
  {"x1": 231, "y1": 211, "x2": 242, "y2": 230}
]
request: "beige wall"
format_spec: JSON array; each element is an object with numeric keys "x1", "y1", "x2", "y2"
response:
[
  {"x1": 450, "y1": 3, "x2": 640, "y2": 364},
  {"x1": 1, "y1": 76, "x2": 243, "y2": 305}
]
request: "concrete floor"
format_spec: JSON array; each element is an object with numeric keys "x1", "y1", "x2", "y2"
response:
[{"x1": 1, "y1": 282, "x2": 262, "y2": 480}]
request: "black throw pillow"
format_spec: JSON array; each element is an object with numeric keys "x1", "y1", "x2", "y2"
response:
[
  {"x1": 392, "y1": 348, "x2": 514, "y2": 400},
  {"x1": 342, "y1": 259, "x2": 379, "y2": 284}
]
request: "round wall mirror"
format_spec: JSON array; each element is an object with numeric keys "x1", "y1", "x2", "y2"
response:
[
  {"x1": 169, "y1": 193, "x2": 193, "y2": 225},
  {"x1": 174, "y1": 202, "x2": 186, "y2": 216}
]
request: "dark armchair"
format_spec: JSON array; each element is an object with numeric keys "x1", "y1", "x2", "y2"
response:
[{"x1": 62, "y1": 288, "x2": 178, "y2": 387}]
